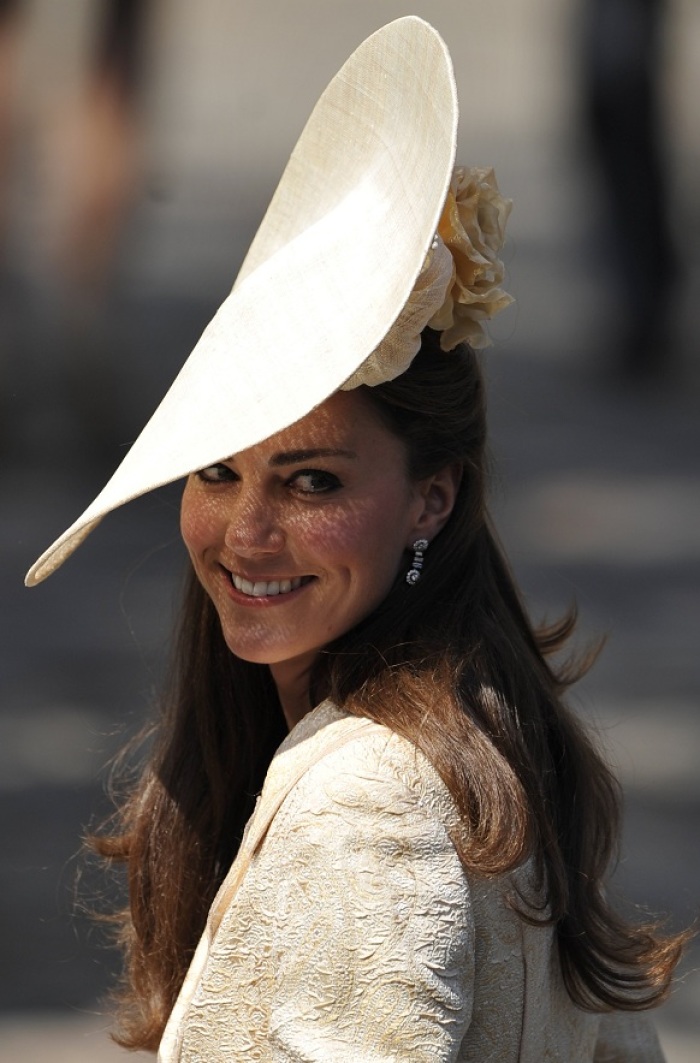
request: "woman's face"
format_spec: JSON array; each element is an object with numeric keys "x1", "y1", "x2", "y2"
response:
[{"x1": 181, "y1": 389, "x2": 438, "y2": 676}]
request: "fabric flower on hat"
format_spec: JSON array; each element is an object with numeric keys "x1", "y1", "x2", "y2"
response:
[
  {"x1": 341, "y1": 235, "x2": 454, "y2": 389},
  {"x1": 343, "y1": 168, "x2": 513, "y2": 389},
  {"x1": 429, "y1": 166, "x2": 514, "y2": 350}
]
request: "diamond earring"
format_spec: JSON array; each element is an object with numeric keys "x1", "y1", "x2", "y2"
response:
[{"x1": 405, "y1": 538, "x2": 429, "y2": 585}]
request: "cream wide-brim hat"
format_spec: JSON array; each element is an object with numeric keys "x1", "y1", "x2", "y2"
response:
[{"x1": 26, "y1": 16, "x2": 458, "y2": 586}]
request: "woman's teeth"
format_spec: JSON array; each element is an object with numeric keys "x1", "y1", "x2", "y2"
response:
[{"x1": 232, "y1": 574, "x2": 304, "y2": 597}]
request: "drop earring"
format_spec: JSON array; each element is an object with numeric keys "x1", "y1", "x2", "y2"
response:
[{"x1": 405, "y1": 538, "x2": 429, "y2": 585}]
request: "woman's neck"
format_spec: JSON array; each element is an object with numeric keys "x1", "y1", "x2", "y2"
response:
[{"x1": 269, "y1": 654, "x2": 316, "y2": 730}]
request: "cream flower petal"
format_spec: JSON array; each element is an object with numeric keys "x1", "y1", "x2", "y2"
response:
[
  {"x1": 345, "y1": 166, "x2": 514, "y2": 388},
  {"x1": 430, "y1": 166, "x2": 514, "y2": 350},
  {"x1": 341, "y1": 239, "x2": 454, "y2": 388}
]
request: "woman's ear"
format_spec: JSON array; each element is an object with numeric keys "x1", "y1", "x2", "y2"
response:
[{"x1": 410, "y1": 462, "x2": 462, "y2": 544}]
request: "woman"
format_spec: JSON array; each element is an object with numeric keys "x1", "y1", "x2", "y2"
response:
[{"x1": 27, "y1": 17, "x2": 684, "y2": 1061}]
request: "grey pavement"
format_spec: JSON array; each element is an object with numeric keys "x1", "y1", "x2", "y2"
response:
[{"x1": 2, "y1": 1, "x2": 699, "y2": 1059}]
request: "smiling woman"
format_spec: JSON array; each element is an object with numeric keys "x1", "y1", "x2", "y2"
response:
[
  {"x1": 26, "y1": 16, "x2": 687, "y2": 1063},
  {"x1": 180, "y1": 389, "x2": 457, "y2": 727}
]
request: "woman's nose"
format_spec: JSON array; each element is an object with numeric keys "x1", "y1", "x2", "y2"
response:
[{"x1": 223, "y1": 495, "x2": 285, "y2": 557}]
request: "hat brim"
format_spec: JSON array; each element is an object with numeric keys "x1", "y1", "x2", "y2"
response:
[{"x1": 26, "y1": 16, "x2": 458, "y2": 586}]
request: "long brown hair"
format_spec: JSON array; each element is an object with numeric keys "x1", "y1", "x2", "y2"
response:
[{"x1": 93, "y1": 330, "x2": 684, "y2": 1050}]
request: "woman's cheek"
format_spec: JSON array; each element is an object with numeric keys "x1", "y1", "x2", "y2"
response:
[{"x1": 180, "y1": 483, "x2": 220, "y2": 554}]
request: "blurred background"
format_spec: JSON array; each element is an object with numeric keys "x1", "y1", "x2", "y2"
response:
[{"x1": 1, "y1": 1, "x2": 698, "y2": 1059}]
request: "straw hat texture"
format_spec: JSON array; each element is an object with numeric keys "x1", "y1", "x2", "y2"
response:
[{"x1": 26, "y1": 16, "x2": 460, "y2": 585}]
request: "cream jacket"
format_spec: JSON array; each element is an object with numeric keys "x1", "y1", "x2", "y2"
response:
[{"x1": 158, "y1": 701, "x2": 665, "y2": 1061}]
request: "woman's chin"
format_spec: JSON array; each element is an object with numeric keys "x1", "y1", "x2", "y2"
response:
[{"x1": 222, "y1": 637, "x2": 320, "y2": 674}]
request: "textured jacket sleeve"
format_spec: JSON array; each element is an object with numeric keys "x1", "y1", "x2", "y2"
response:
[{"x1": 183, "y1": 728, "x2": 475, "y2": 1061}]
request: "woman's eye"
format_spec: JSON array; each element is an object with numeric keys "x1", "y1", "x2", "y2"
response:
[
  {"x1": 196, "y1": 463, "x2": 237, "y2": 483},
  {"x1": 289, "y1": 470, "x2": 341, "y2": 495}
]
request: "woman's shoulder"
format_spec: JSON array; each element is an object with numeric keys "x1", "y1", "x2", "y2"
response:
[{"x1": 268, "y1": 699, "x2": 462, "y2": 837}]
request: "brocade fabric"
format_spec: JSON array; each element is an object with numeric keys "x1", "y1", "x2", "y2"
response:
[{"x1": 158, "y1": 702, "x2": 666, "y2": 1062}]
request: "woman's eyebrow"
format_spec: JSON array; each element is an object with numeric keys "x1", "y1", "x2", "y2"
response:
[{"x1": 269, "y1": 447, "x2": 357, "y2": 467}]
